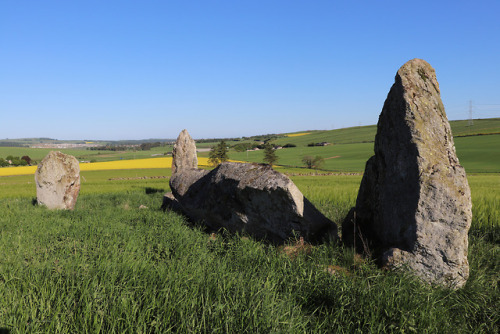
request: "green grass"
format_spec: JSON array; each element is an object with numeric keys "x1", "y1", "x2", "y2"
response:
[
  {"x1": 0, "y1": 172, "x2": 498, "y2": 333},
  {"x1": 229, "y1": 142, "x2": 374, "y2": 172},
  {"x1": 0, "y1": 169, "x2": 172, "y2": 199},
  {"x1": 5, "y1": 132, "x2": 497, "y2": 174},
  {"x1": 275, "y1": 126, "x2": 378, "y2": 146},
  {"x1": 293, "y1": 174, "x2": 361, "y2": 225},
  {"x1": 450, "y1": 118, "x2": 500, "y2": 137},
  {"x1": 267, "y1": 118, "x2": 500, "y2": 148},
  {"x1": 2, "y1": 118, "x2": 499, "y2": 174},
  {"x1": 454, "y1": 135, "x2": 500, "y2": 173},
  {"x1": 233, "y1": 118, "x2": 499, "y2": 173},
  {"x1": 0, "y1": 119, "x2": 498, "y2": 332},
  {"x1": 227, "y1": 133, "x2": 500, "y2": 173},
  {"x1": 305, "y1": 118, "x2": 500, "y2": 144}
]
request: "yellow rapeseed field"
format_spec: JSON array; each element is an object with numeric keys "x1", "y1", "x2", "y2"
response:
[
  {"x1": 0, "y1": 157, "x2": 211, "y2": 177},
  {"x1": 0, "y1": 166, "x2": 38, "y2": 177},
  {"x1": 286, "y1": 132, "x2": 311, "y2": 137},
  {"x1": 80, "y1": 157, "x2": 173, "y2": 171}
]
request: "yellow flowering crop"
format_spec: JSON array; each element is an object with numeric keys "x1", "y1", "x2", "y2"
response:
[
  {"x1": 286, "y1": 132, "x2": 311, "y2": 137},
  {"x1": 0, "y1": 157, "x2": 212, "y2": 177},
  {"x1": 79, "y1": 157, "x2": 173, "y2": 171},
  {"x1": 0, "y1": 166, "x2": 38, "y2": 177}
]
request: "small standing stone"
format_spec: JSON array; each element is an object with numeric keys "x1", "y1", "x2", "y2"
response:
[
  {"x1": 35, "y1": 151, "x2": 80, "y2": 210},
  {"x1": 342, "y1": 59, "x2": 472, "y2": 288},
  {"x1": 171, "y1": 129, "x2": 198, "y2": 174}
]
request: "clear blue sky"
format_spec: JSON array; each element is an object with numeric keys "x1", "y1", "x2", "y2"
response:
[{"x1": 1, "y1": 0, "x2": 499, "y2": 140}]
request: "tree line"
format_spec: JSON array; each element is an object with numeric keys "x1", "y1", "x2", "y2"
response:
[
  {"x1": 208, "y1": 141, "x2": 325, "y2": 170},
  {"x1": 88, "y1": 142, "x2": 169, "y2": 151},
  {"x1": 208, "y1": 141, "x2": 279, "y2": 167},
  {"x1": 0, "y1": 155, "x2": 33, "y2": 167}
]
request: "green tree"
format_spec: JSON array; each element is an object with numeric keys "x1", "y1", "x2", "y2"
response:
[
  {"x1": 302, "y1": 155, "x2": 325, "y2": 170},
  {"x1": 10, "y1": 157, "x2": 23, "y2": 166},
  {"x1": 233, "y1": 142, "x2": 254, "y2": 152},
  {"x1": 208, "y1": 140, "x2": 229, "y2": 166},
  {"x1": 263, "y1": 143, "x2": 278, "y2": 166}
]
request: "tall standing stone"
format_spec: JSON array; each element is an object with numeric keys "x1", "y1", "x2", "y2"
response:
[
  {"x1": 35, "y1": 151, "x2": 81, "y2": 210},
  {"x1": 342, "y1": 59, "x2": 472, "y2": 288}
]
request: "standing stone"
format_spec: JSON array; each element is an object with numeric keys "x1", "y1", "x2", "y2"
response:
[
  {"x1": 171, "y1": 129, "x2": 198, "y2": 174},
  {"x1": 342, "y1": 59, "x2": 472, "y2": 288},
  {"x1": 167, "y1": 129, "x2": 209, "y2": 203},
  {"x1": 35, "y1": 151, "x2": 80, "y2": 210}
]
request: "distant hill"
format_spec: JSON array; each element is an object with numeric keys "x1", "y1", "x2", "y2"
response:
[
  {"x1": 1, "y1": 118, "x2": 498, "y2": 173},
  {"x1": 227, "y1": 118, "x2": 500, "y2": 173},
  {"x1": 2, "y1": 118, "x2": 498, "y2": 148},
  {"x1": 272, "y1": 118, "x2": 500, "y2": 147},
  {"x1": 0, "y1": 138, "x2": 176, "y2": 148},
  {"x1": 447, "y1": 118, "x2": 500, "y2": 137}
]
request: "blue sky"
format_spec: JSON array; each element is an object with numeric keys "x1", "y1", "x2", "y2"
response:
[{"x1": 1, "y1": 0, "x2": 499, "y2": 140}]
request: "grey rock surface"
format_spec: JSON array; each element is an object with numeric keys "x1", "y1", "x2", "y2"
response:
[
  {"x1": 166, "y1": 130, "x2": 337, "y2": 244},
  {"x1": 342, "y1": 59, "x2": 472, "y2": 288},
  {"x1": 35, "y1": 151, "x2": 80, "y2": 210},
  {"x1": 169, "y1": 162, "x2": 337, "y2": 244},
  {"x1": 171, "y1": 129, "x2": 198, "y2": 174}
]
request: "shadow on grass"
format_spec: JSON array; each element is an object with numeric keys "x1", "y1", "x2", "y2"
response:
[{"x1": 145, "y1": 187, "x2": 165, "y2": 194}]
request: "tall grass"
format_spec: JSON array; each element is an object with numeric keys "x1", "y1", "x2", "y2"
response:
[
  {"x1": 293, "y1": 174, "x2": 361, "y2": 224},
  {"x1": 0, "y1": 174, "x2": 498, "y2": 333}
]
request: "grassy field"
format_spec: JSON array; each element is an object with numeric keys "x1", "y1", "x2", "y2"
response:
[
  {"x1": 1, "y1": 118, "x2": 499, "y2": 174},
  {"x1": 0, "y1": 119, "x2": 498, "y2": 332},
  {"x1": 204, "y1": 118, "x2": 500, "y2": 173},
  {"x1": 277, "y1": 126, "x2": 377, "y2": 146},
  {"x1": 0, "y1": 169, "x2": 498, "y2": 333},
  {"x1": 229, "y1": 142, "x2": 373, "y2": 172},
  {"x1": 227, "y1": 133, "x2": 500, "y2": 173},
  {"x1": 270, "y1": 117, "x2": 500, "y2": 147},
  {"x1": 0, "y1": 169, "x2": 171, "y2": 199},
  {"x1": 2, "y1": 132, "x2": 498, "y2": 175},
  {"x1": 450, "y1": 118, "x2": 500, "y2": 136},
  {"x1": 454, "y1": 135, "x2": 500, "y2": 172}
]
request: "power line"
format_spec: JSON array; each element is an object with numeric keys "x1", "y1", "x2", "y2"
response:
[{"x1": 465, "y1": 101, "x2": 500, "y2": 121}]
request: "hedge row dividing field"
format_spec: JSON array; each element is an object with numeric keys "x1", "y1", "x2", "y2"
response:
[{"x1": 0, "y1": 169, "x2": 498, "y2": 333}]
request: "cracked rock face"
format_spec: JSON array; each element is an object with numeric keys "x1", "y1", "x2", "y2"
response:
[
  {"x1": 35, "y1": 151, "x2": 80, "y2": 210},
  {"x1": 165, "y1": 130, "x2": 337, "y2": 244},
  {"x1": 342, "y1": 59, "x2": 472, "y2": 288}
]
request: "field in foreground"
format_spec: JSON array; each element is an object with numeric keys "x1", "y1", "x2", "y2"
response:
[{"x1": 0, "y1": 170, "x2": 498, "y2": 333}]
